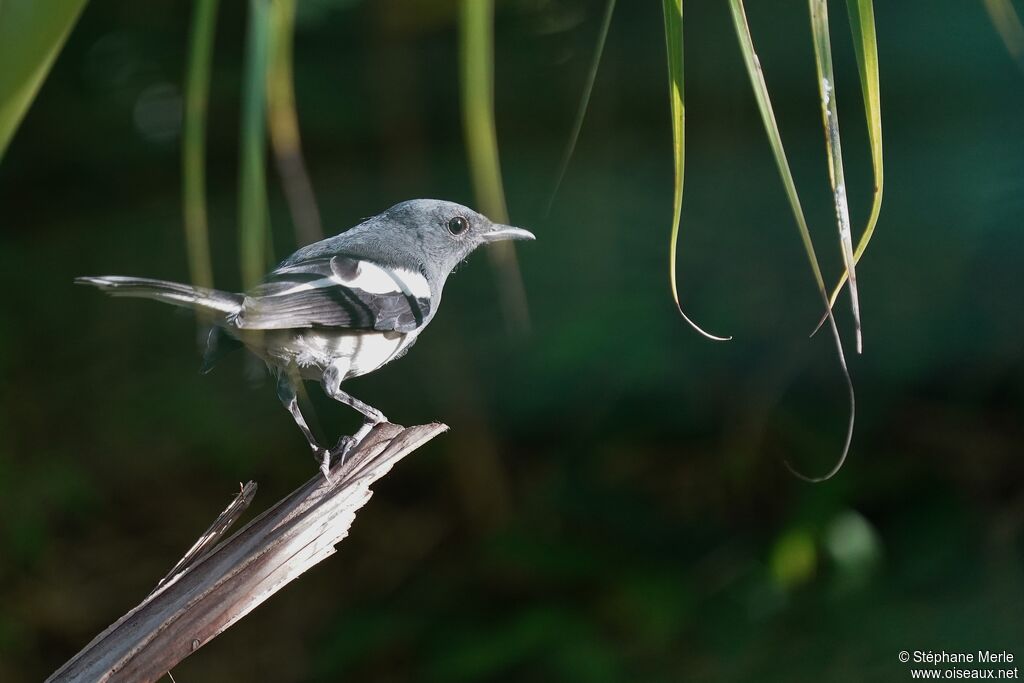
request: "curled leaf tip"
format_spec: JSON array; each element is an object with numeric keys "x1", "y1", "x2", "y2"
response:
[
  {"x1": 784, "y1": 456, "x2": 842, "y2": 483},
  {"x1": 663, "y1": 0, "x2": 728, "y2": 343},
  {"x1": 677, "y1": 306, "x2": 733, "y2": 341}
]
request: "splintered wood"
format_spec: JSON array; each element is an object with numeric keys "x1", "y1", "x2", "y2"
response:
[{"x1": 48, "y1": 422, "x2": 447, "y2": 683}]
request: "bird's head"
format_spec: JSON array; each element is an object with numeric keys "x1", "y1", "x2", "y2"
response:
[{"x1": 377, "y1": 199, "x2": 535, "y2": 280}]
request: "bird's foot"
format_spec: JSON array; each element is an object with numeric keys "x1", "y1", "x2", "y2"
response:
[
  {"x1": 330, "y1": 420, "x2": 380, "y2": 470},
  {"x1": 332, "y1": 434, "x2": 357, "y2": 465}
]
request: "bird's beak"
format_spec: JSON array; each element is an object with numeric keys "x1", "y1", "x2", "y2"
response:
[{"x1": 482, "y1": 224, "x2": 536, "y2": 243}]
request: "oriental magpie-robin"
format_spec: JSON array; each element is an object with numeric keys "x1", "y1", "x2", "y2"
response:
[{"x1": 77, "y1": 199, "x2": 535, "y2": 478}]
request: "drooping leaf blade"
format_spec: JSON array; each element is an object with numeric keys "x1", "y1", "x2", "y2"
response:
[
  {"x1": 727, "y1": 0, "x2": 855, "y2": 481},
  {"x1": 814, "y1": 0, "x2": 883, "y2": 333},
  {"x1": 662, "y1": 0, "x2": 731, "y2": 341},
  {"x1": 810, "y1": 0, "x2": 862, "y2": 352}
]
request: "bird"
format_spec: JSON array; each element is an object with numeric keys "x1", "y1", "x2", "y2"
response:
[{"x1": 77, "y1": 199, "x2": 535, "y2": 479}]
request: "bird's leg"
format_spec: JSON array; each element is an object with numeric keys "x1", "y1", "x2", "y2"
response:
[
  {"x1": 275, "y1": 371, "x2": 332, "y2": 480},
  {"x1": 322, "y1": 362, "x2": 388, "y2": 468}
]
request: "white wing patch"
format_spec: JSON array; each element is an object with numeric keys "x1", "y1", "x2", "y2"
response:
[
  {"x1": 267, "y1": 258, "x2": 430, "y2": 299},
  {"x1": 331, "y1": 258, "x2": 431, "y2": 298}
]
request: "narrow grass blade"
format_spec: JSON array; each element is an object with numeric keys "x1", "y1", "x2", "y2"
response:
[
  {"x1": 812, "y1": 0, "x2": 883, "y2": 336},
  {"x1": 182, "y1": 0, "x2": 218, "y2": 294},
  {"x1": 810, "y1": 0, "x2": 862, "y2": 352},
  {"x1": 545, "y1": 0, "x2": 616, "y2": 215},
  {"x1": 984, "y1": 0, "x2": 1024, "y2": 71},
  {"x1": 239, "y1": 0, "x2": 271, "y2": 290},
  {"x1": 0, "y1": 0, "x2": 88, "y2": 160},
  {"x1": 458, "y1": 0, "x2": 530, "y2": 333},
  {"x1": 728, "y1": 0, "x2": 854, "y2": 481},
  {"x1": 663, "y1": 0, "x2": 731, "y2": 341},
  {"x1": 267, "y1": 0, "x2": 323, "y2": 246}
]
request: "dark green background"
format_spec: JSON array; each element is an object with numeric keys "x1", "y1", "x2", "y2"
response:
[{"x1": 2, "y1": 1, "x2": 1022, "y2": 681}]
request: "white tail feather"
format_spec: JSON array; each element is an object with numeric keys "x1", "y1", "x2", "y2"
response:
[{"x1": 75, "y1": 276, "x2": 243, "y2": 316}]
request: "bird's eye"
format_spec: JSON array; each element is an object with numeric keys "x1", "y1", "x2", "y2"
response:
[{"x1": 447, "y1": 215, "x2": 469, "y2": 235}]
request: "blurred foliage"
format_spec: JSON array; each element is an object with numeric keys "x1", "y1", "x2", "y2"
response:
[
  {"x1": 984, "y1": 0, "x2": 1024, "y2": 71},
  {"x1": 459, "y1": 0, "x2": 531, "y2": 333},
  {"x1": 182, "y1": 0, "x2": 218, "y2": 292},
  {"x1": 548, "y1": 0, "x2": 614, "y2": 213},
  {"x1": 1, "y1": 1, "x2": 1023, "y2": 682},
  {"x1": 0, "y1": 0, "x2": 88, "y2": 158},
  {"x1": 267, "y1": 0, "x2": 324, "y2": 245},
  {"x1": 239, "y1": 0, "x2": 272, "y2": 289}
]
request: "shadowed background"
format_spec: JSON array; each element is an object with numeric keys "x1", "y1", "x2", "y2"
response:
[{"x1": 1, "y1": 1, "x2": 1023, "y2": 681}]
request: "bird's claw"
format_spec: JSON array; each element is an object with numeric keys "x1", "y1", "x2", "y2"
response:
[
  {"x1": 332, "y1": 421, "x2": 378, "y2": 464},
  {"x1": 332, "y1": 435, "x2": 357, "y2": 463},
  {"x1": 315, "y1": 422, "x2": 380, "y2": 483},
  {"x1": 314, "y1": 447, "x2": 333, "y2": 483}
]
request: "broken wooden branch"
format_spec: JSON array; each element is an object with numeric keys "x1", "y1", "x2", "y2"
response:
[{"x1": 47, "y1": 422, "x2": 447, "y2": 683}]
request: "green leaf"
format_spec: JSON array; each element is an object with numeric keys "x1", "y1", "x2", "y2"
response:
[
  {"x1": 727, "y1": 0, "x2": 854, "y2": 481},
  {"x1": 662, "y1": 0, "x2": 730, "y2": 341},
  {"x1": 0, "y1": 0, "x2": 88, "y2": 161},
  {"x1": 815, "y1": 0, "x2": 883, "y2": 334},
  {"x1": 810, "y1": 0, "x2": 862, "y2": 352},
  {"x1": 546, "y1": 0, "x2": 616, "y2": 215},
  {"x1": 458, "y1": 0, "x2": 530, "y2": 333},
  {"x1": 182, "y1": 0, "x2": 219, "y2": 293},
  {"x1": 240, "y1": 0, "x2": 272, "y2": 290}
]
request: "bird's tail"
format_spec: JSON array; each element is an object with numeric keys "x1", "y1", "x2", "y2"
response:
[{"x1": 75, "y1": 276, "x2": 243, "y2": 318}]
